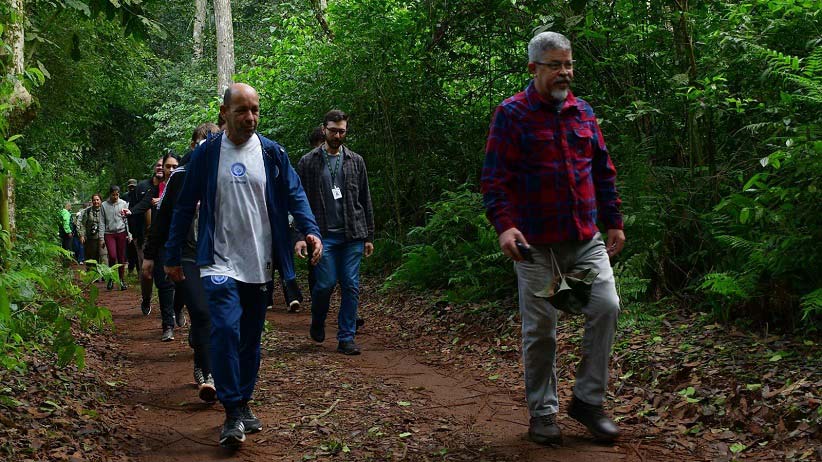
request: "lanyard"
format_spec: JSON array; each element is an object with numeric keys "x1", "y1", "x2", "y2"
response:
[{"x1": 323, "y1": 148, "x2": 342, "y2": 187}]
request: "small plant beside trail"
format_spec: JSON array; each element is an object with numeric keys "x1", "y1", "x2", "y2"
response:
[{"x1": 384, "y1": 187, "x2": 515, "y2": 306}]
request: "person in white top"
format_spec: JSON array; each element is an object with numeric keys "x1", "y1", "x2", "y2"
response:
[
  {"x1": 164, "y1": 83, "x2": 323, "y2": 449},
  {"x1": 100, "y1": 185, "x2": 131, "y2": 290}
]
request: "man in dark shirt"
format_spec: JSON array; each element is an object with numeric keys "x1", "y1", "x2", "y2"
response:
[
  {"x1": 296, "y1": 110, "x2": 375, "y2": 356},
  {"x1": 481, "y1": 31, "x2": 624, "y2": 445}
]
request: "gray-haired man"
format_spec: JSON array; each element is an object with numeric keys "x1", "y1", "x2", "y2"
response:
[{"x1": 482, "y1": 31, "x2": 624, "y2": 445}]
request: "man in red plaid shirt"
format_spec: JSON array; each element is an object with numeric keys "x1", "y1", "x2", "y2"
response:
[{"x1": 481, "y1": 31, "x2": 625, "y2": 445}]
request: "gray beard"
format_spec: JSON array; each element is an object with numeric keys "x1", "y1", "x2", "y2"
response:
[{"x1": 551, "y1": 88, "x2": 569, "y2": 101}]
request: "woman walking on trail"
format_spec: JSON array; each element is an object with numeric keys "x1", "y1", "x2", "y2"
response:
[
  {"x1": 77, "y1": 194, "x2": 107, "y2": 267},
  {"x1": 144, "y1": 124, "x2": 219, "y2": 402},
  {"x1": 101, "y1": 185, "x2": 131, "y2": 291},
  {"x1": 126, "y1": 152, "x2": 181, "y2": 341}
]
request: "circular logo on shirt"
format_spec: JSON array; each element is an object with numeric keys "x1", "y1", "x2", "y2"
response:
[
  {"x1": 210, "y1": 275, "x2": 229, "y2": 285},
  {"x1": 230, "y1": 163, "x2": 247, "y2": 177}
]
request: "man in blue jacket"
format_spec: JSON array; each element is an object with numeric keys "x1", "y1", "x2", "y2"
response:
[{"x1": 164, "y1": 83, "x2": 323, "y2": 449}]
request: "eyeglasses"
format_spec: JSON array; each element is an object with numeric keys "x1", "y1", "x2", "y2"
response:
[
  {"x1": 534, "y1": 60, "x2": 575, "y2": 71},
  {"x1": 326, "y1": 128, "x2": 347, "y2": 136}
]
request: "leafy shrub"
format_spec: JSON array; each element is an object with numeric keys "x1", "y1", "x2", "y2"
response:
[
  {"x1": 701, "y1": 46, "x2": 822, "y2": 329},
  {"x1": 385, "y1": 186, "x2": 514, "y2": 304}
]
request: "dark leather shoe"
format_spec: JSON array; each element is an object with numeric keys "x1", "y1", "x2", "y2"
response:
[
  {"x1": 528, "y1": 414, "x2": 562, "y2": 445},
  {"x1": 337, "y1": 340, "x2": 361, "y2": 355},
  {"x1": 309, "y1": 322, "x2": 325, "y2": 343},
  {"x1": 568, "y1": 395, "x2": 620, "y2": 442}
]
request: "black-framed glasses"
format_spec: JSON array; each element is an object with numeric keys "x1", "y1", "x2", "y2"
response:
[
  {"x1": 534, "y1": 60, "x2": 575, "y2": 71},
  {"x1": 326, "y1": 127, "x2": 347, "y2": 135}
]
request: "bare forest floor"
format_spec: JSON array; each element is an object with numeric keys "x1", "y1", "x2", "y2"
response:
[{"x1": 0, "y1": 270, "x2": 819, "y2": 461}]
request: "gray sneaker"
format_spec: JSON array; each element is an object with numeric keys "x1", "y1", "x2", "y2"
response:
[{"x1": 161, "y1": 327, "x2": 174, "y2": 342}]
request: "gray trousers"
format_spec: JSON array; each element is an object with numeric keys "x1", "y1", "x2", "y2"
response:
[{"x1": 515, "y1": 233, "x2": 619, "y2": 417}]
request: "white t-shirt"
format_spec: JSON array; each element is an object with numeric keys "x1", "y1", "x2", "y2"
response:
[{"x1": 200, "y1": 134, "x2": 273, "y2": 284}]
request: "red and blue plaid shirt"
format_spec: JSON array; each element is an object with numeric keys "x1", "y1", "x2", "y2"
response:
[{"x1": 481, "y1": 82, "x2": 623, "y2": 244}]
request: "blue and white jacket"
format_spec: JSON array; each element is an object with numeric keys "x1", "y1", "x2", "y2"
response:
[{"x1": 164, "y1": 132, "x2": 321, "y2": 281}]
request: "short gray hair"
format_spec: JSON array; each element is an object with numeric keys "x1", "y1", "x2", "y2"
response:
[{"x1": 528, "y1": 32, "x2": 572, "y2": 62}]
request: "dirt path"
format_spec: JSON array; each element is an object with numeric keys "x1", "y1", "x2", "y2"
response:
[{"x1": 99, "y1": 281, "x2": 651, "y2": 461}]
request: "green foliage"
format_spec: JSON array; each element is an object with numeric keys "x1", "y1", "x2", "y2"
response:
[
  {"x1": 385, "y1": 187, "x2": 514, "y2": 304},
  {"x1": 801, "y1": 289, "x2": 822, "y2": 322},
  {"x1": 20, "y1": 8, "x2": 160, "y2": 190},
  {"x1": 613, "y1": 251, "x2": 652, "y2": 306},
  {"x1": 230, "y1": 0, "x2": 822, "y2": 330},
  {"x1": 238, "y1": 0, "x2": 538, "y2": 237},
  {"x1": 0, "y1": 195, "x2": 114, "y2": 370},
  {"x1": 0, "y1": 1, "x2": 137, "y2": 370},
  {"x1": 702, "y1": 42, "x2": 822, "y2": 328},
  {"x1": 4, "y1": 0, "x2": 820, "y2": 335}
]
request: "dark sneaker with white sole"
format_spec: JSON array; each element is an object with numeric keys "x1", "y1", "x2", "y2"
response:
[
  {"x1": 284, "y1": 279, "x2": 303, "y2": 312},
  {"x1": 528, "y1": 414, "x2": 563, "y2": 445},
  {"x1": 240, "y1": 405, "x2": 262, "y2": 433},
  {"x1": 140, "y1": 301, "x2": 151, "y2": 316},
  {"x1": 219, "y1": 414, "x2": 246, "y2": 448},
  {"x1": 161, "y1": 327, "x2": 174, "y2": 342},
  {"x1": 568, "y1": 395, "x2": 620, "y2": 443}
]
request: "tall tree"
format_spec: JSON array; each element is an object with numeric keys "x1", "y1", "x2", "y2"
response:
[
  {"x1": 193, "y1": 0, "x2": 207, "y2": 60},
  {"x1": 7, "y1": 0, "x2": 31, "y2": 110},
  {"x1": 1, "y1": 0, "x2": 32, "y2": 235},
  {"x1": 213, "y1": 0, "x2": 235, "y2": 96}
]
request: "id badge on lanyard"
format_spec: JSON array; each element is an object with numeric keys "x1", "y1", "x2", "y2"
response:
[{"x1": 332, "y1": 186, "x2": 343, "y2": 200}]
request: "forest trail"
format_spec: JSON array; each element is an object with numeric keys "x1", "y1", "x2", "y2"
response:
[{"x1": 97, "y1": 279, "x2": 654, "y2": 462}]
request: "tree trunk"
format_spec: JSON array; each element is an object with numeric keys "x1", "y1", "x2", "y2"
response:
[
  {"x1": 314, "y1": 0, "x2": 333, "y2": 39},
  {"x1": 213, "y1": 0, "x2": 235, "y2": 96},
  {"x1": 7, "y1": 0, "x2": 31, "y2": 109},
  {"x1": 0, "y1": 176, "x2": 14, "y2": 236},
  {"x1": 193, "y1": 0, "x2": 207, "y2": 60},
  {"x1": 671, "y1": 0, "x2": 703, "y2": 174},
  {"x1": 2, "y1": 0, "x2": 28, "y2": 238}
]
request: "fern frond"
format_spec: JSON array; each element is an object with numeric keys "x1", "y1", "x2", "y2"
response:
[{"x1": 715, "y1": 234, "x2": 760, "y2": 252}]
